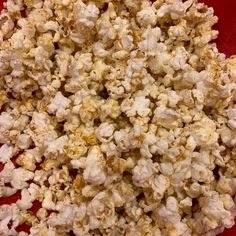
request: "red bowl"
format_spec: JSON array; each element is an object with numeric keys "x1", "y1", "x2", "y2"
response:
[
  {"x1": 199, "y1": 0, "x2": 236, "y2": 58},
  {"x1": 0, "y1": 0, "x2": 236, "y2": 235}
]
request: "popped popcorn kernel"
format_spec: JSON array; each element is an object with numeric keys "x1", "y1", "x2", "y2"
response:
[{"x1": 0, "y1": 0, "x2": 236, "y2": 235}]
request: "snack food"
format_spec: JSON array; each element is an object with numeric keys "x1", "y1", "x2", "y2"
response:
[{"x1": 1, "y1": 0, "x2": 236, "y2": 235}]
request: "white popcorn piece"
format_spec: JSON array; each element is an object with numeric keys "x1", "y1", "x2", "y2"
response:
[
  {"x1": 27, "y1": 112, "x2": 58, "y2": 148},
  {"x1": 96, "y1": 122, "x2": 115, "y2": 142},
  {"x1": 156, "y1": 4, "x2": 171, "y2": 18},
  {"x1": 33, "y1": 169, "x2": 51, "y2": 186},
  {"x1": 0, "y1": 204, "x2": 21, "y2": 236},
  {"x1": 87, "y1": 191, "x2": 115, "y2": 229},
  {"x1": 16, "y1": 188, "x2": 33, "y2": 210},
  {"x1": 120, "y1": 35, "x2": 134, "y2": 51},
  {"x1": 121, "y1": 96, "x2": 151, "y2": 117},
  {"x1": 152, "y1": 174, "x2": 170, "y2": 200},
  {"x1": 153, "y1": 107, "x2": 181, "y2": 129},
  {"x1": 29, "y1": 222, "x2": 56, "y2": 236},
  {"x1": 220, "y1": 194, "x2": 235, "y2": 211},
  {"x1": 140, "y1": 132, "x2": 157, "y2": 158},
  {"x1": 0, "y1": 13, "x2": 14, "y2": 36},
  {"x1": 48, "y1": 201, "x2": 86, "y2": 227},
  {"x1": 138, "y1": 27, "x2": 161, "y2": 56},
  {"x1": 16, "y1": 147, "x2": 43, "y2": 171},
  {"x1": 180, "y1": 197, "x2": 192, "y2": 214},
  {"x1": 92, "y1": 42, "x2": 110, "y2": 58},
  {"x1": 42, "y1": 190, "x2": 56, "y2": 210},
  {"x1": 155, "y1": 139, "x2": 169, "y2": 155},
  {"x1": 43, "y1": 21, "x2": 59, "y2": 32},
  {"x1": 113, "y1": 128, "x2": 135, "y2": 152},
  {"x1": 0, "y1": 112, "x2": 14, "y2": 142},
  {"x1": 83, "y1": 146, "x2": 107, "y2": 185},
  {"x1": 168, "y1": 90, "x2": 181, "y2": 107},
  {"x1": 0, "y1": 185, "x2": 17, "y2": 197},
  {"x1": 160, "y1": 162, "x2": 174, "y2": 176},
  {"x1": 11, "y1": 168, "x2": 34, "y2": 190},
  {"x1": 136, "y1": 7, "x2": 157, "y2": 27},
  {"x1": 71, "y1": 157, "x2": 87, "y2": 169},
  {"x1": 74, "y1": 1, "x2": 99, "y2": 29},
  {"x1": 17, "y1": 134, "x2": 32, "y2": 150},
  {"x1": 48, "y1": 92, "x2": 71, "y2": 121},
  {"x1": 0, "y1": 160, "x2": 15, "y2": 183},
  {"x1": 188, "y1": 116, "x2": 218, "y2": 147},
  {"x1": 0, "y1": 144, "x2": 13, "y2": 163},
  {"x1": 199, "y1": 192, "x2": 235, "y2": 229},
  {"x1": 101, "y1": 141, "x2": 120, "y2": 158},
  {"x1": 228, "y1": 119, "x2": 236, "y2": 130},
  {"x1": 186, "y1": 136, "x2": 197, "y2": 151},
  {"x1": 216, "y1": 176, "x2": 235, "y2": 195},
  {"x1": 132, "y1": 158, "x2": 155, "y2": 188},
  {"x1": 157, "y1": 205, "x2": 180, "y2": 225},
  {"x1": 17, "y1": 232, "x2": 28, "y2": 236},
  {"x1": 44, "y1": 135, "x2": 68, "y2": 159}
]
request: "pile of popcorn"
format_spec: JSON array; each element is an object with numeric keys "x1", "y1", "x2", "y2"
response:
[{"x1": 1, "y1": 0, "x2": 236, "y2": 235}]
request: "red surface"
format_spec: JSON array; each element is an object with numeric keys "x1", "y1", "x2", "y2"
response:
[
  {"x1": 0, "y1": 0, "x2": 236, "y2": 235},
  {"x1": 199, "y1": 0, "x2": 236, "y2": 58}
]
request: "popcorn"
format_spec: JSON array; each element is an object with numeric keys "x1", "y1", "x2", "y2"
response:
[
  {"x1": 74, "y1": 1, "x2": 99, "y2": 29},
  {"x1": 96, "y1": 122, "x2": 115, "y2": 142},
  {"x1": 132, "y1": 158, "x2": 155, "y2": 188},
  {"x1": 27, "y1": 112, "x2": 58, "y2": 147},
  {"x1": 0, "y1": 185, "x2": 17, "y2": 197},
  {"x1": 0, "y1": 144, "x2": 13, "y2": 163},
  {"x1": 42, "y1": 190, "x2": 56, "y2": 210},
  {"x1": 16, "y1": 133, "x2": 32, "y2": 150},
  {"x1": 228, "y1": 119, "x2": 236, "y2": 130},
  {"x1": 16, "y1": 188, "x2": 34, "y2": 210},
  {"x1": 121, "y1": 96, "x2": 151, "y2": 118},
  {"x1": 16, "y1": 147, "x2": 43, "y2": 171},
  {"x1": 138, "y1": 27, "x2": 161, "y2": 56},
  {"x1": 87, "y1": 191, "x2": 115, "y2": 229},
  {"x1": 33, "y1": 170, "x2": 51, "y2": 185},
  {"x1": 151, "y1": 174, "x2": 170, "y2": 201},
  {"x1": 0, "y1": 13, "x2": 14, "y2": 36},
  {"x1": 186, "y1": 136, "x2": 197, "y2": 151},
  {"x1": 199, "y1": 192, "x2": 235, "y2": 230},
  {"x1": 0, "y1": 204, "x2": 21, "y2": 236},
  {"x1": 160, "y1": 162, "x2": 174, "y2": 176},
  {"x1": 44, "y1": 135, "x2": 68, "y2": 159},
  {"x1": 0, "y1": 112, "x2": 13, "y2": 142},
  {"x1": 93, "y1": 42, "x2": 110, "y2": 57},
  {"x1": 136, "y1": 7, "x2": 157, "y2": 27},
  {"x1": 0, "y1": 0, "x2": 236, "y2": 235},
  {"x1": 168, "y1": 90, "x2": 181, "y2": 108},
  {"x1": 0, "y1": 160, "x2": 15, "y2": 183},
  {"x1": 189, "y1": 116, "x2": 219, "y2": 147},
  {"x1": 96, "y1": 3, "x2": 116, "y2": 44},
  {"x1": 48, "y1": 92, "x2": 71, "y2": 121},
  {"x1": 153, "y1": 106, "x2": 182, "y2": 129},
  {"x1": 47, "y1": 201, "x2": 85, "y2": 227},
  {"x1": 83, "y1": 146, "x2": 107, "y2": 185},
  {"x1": 100, "y1": 98, "x2": 121, "y2": 119},
  {"x1": 120, "y1": 35, "x2": 134, "y2": 51},
  {"x1": 11, "y1": 168, "x2": 34, "y2": 190},
  {"x1": 29, "y1": 223, "x2": 56, "y2": 236},
  {"x1": 180, "y1": 197, "x2": 192, "y2": 214},
  {"x1": 17, "y1": 232, "x2": 28, "y2": 236},
  {"x1": 42, "y1": 21, "x2": 59, "y2": 32},
  {"x1": 216, "y1": 177, "x2": 235, "y2": 195}
]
